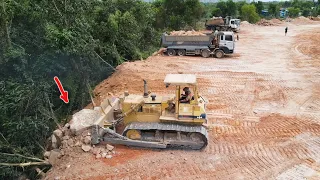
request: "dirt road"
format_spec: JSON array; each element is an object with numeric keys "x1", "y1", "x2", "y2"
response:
[{"x1": 45, "y1": 21, "x2": 320, "y2": 180}]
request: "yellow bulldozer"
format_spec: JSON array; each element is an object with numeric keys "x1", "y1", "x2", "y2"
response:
[{"x1": 91, "y1": 74, "x2": 209, "y2": 150}]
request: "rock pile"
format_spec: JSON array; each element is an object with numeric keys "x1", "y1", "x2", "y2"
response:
[
  {"x1": 256, "y1": 18, "x2": 283, "y2": 26},
  {"x1": 256, "y1": 19, "x2": 277, "y2": 26},
  {"x1": 91, "y1": 144, "x2": 116, "y2": 159},
  {"x1": 43, "y1": 123, "x2": 73, "y2": 165},
  {"x1": 43, "y1": 123, "x2": 117, "y2": 166},
  {"x1": 310, "y1": 16, "x2": 320, "y2": 21},
  {"x1": 270, "y1": 18, "x2": 282, "y2": 24},
  {"x1": 292, "y1": 16, "x2": 315, "y2": 24},
  {"x1": 241, "y1": 21, "x2": 251, "y2": 25},
  {"x1": 169, "y1": 30, "x2": 206, "y2": 36}
]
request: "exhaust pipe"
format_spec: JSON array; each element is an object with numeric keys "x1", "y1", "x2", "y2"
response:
[{"x1": 143, "y1": 80, "x2": 148, "y2": 98}]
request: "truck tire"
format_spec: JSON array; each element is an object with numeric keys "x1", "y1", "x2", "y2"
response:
[
  {"x1": 177, "y1": 49, "x2": 186, "y2": 56},
  {"x1": 201, "y1": 49, "x2": 211, "y2": 58},
  {"x1": 215, "y1": 50, "x2": 224, "y2": 58},
  {"x1": 167, "y1": 49, "x2": 176, "y2": 56}
]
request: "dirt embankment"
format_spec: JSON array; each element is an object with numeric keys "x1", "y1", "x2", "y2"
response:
[{"x1": 256, "y1": 18, "x2": 283, "y2": 26}]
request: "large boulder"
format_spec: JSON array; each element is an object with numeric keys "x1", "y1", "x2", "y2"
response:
[{"x1": 69, "y1": 109, "x2": 100, "y2": 135}]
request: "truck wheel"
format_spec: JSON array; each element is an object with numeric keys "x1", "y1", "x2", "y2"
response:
[
  {"x1": 215, "y1": 50, "x2": 224, "y2": 58},
  {"x1": 201, "y1": 49, "x2": 211, "y2": 58},
  {"x1": 177, "y1": 49, "x2": 186, "y2": 56},
  {"x1": 167, "y1": 49, "x2": 176, "y2": 56}
]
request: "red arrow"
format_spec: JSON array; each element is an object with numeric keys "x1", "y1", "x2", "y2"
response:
[{"x1": 54, "y1": 76, "x2": 69, "y2": 104}]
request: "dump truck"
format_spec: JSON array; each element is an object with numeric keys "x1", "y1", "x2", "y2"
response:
[
  {"x1": 205, "y1": 16, "x2": 240, "y2": 32},
  {"x1": 160, "y1": 31, "x2": 235, "y2": 58},
  {"x1": 91, "y1": 74, "x2": 209, "y2": 150}
]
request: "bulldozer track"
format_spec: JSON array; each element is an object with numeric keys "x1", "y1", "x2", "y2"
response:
[{"x1": 123, "y1": 122, "x2": 209, "y2": 150}]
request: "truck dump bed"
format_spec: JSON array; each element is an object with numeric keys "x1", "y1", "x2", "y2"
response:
[
  {"x1": 161, "y1": 34, "x2": 214, "y2": 47},
  {"x1": 206, "y1": 18, "x2": 224, "y2": 26},
  {"x1": 164, "y1": 35, "x2": 211, "y2": 42}
]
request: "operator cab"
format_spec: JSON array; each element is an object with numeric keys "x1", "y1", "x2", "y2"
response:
[{"x1": 160, "y1": 74, "x2": 208, "y2": 124}]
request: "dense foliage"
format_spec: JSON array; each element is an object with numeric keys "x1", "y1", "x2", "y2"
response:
[
  {"x1": 0, "y1": 0, "x2": 204, "y2": 179},
  {"x1": 1, "y1": 0, "x2": 319, "y2": 179},
  {"x1": 241, "y1": 4, "x2": 260, "y2": 23}
]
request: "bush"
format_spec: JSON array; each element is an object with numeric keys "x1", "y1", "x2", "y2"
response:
[
  {"x1": 241, "y1": 4, "x2": 260, "y2": 23},
  {"x1": 287, "y1": 7, "x2": 300, "y2": 18}
]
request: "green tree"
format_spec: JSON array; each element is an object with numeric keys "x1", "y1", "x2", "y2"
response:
[
  {"x1": 226, "y1": 0, "x2": 237, "y2": 17},
  {"x1": 241, "y1": 4, "x2": 260, "y2": 23},
  {"x1": 212, "y1": 7, "x2": 223, "y2": 17},
  {"x1": 236, "y1": 1, "x2": 248, "y2": 17},
  {"x1": 268, "y1": 3, "x2": 278, "y2": 17},
  {"x1": 0, "y1": 0, "x2": 164, "y2": 179},
  {"x1": 184, "y1": 0, "x2": 204, "y2": 27},
  {"x1": 283, "y1": 1, "x2": 292, "y2": 8},
  {"x1": 152, "y1": 0, "x2": 203, "y2": 30},
  {"x1": 216, "y1": 1, "x2": 228, "y2": 17},
  {"x1": 302, "y1": 8, "x2": 311, "y2": 17},
  {"x1": 252, "y1": 1, "x2": 264, "y2": 15},
  {"x1": 287, "y1": 7, "x2": 300, "y2": 17}
]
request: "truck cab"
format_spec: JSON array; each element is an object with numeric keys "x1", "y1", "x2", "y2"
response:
[
  {"x1": 217, "y1": 31, "x2": 234, "y2": 54},
  {"x1": 212, "y1": 31, "x2": 235, "y2": 58},
  {"x1": 229, "y1": 19, "x2": 240, "y2": 32}
]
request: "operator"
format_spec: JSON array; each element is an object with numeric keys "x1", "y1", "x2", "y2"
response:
[
  {"x1": 179, "y1": 87, "x2": 193, "y2": 103},
  {"x1": 285, "y1": 27, "x2": 288, "y2": 36},
  {"x1": 212, "y1": 30, "x2": 219, "y2": 46},
  {"x1": 213, "y1": 29, "x2": 218, "y2": 36}
]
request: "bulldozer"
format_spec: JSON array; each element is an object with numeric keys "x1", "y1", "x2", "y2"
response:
[{"x1": 91, "y1": 74, "x2": 209, "y2": 150}]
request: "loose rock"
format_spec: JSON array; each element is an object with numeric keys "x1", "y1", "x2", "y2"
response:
[
  {"x1": 101, "y1": 152, "x2": 107, "y2": 158},
  {"x1": 81, "y1": 144, "x2": 91, "y2": 152},
  {"x1": 84, "y1": 136, "x2": 91, "y2": 145},
  {"x1": 63, "y1": 128, "x2": 72, "y2": 136},
  {"x1": 91, "y1": 147, "x2": 100, "y2": 155},
  {"x1": 51, "y1": 134, "x2": 59, "y2": 149},
  {"x1": 62, "y1": 135, "x2": 70, "y2": 140},
  {"x1": 53, "y1": 129, "x2": 63, "y2": 139},
  {"x1": 61, "y1": 140, "x2": 68, "y2": 148},
  {"x1": 106, "y1": 155, "x2": 112, "y2": 159},
  {"x1": 96, "y1": 154, "x2": 102, "y2": 159},
  {"x1": 67, "y1": 138, "x2": 74, "y2": 147},
  {"x1": 106, "y1": 144, "x2": 114, "y2": 151},
  {"x1": 44, "y1": 151, "x2": 51, "y2": 158},
  {"x1": 49, "y1": 149, "x2": 61, "y2": 165},
  {"x1": 74, "y1": 141, "x2": 81, "y2": 147},
  {"x1": 64, "y1": 123, "x2": 70, "y2": 129}
]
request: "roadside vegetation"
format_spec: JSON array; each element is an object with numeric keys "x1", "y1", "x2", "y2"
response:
[{"x1": 0, "y1": 0, "x2": 319, "y2": 179}]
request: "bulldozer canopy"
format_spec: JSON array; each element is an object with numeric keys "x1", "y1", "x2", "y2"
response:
[{"x1": 164, "y1": 74, "x2": 197, "y2": 86}]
